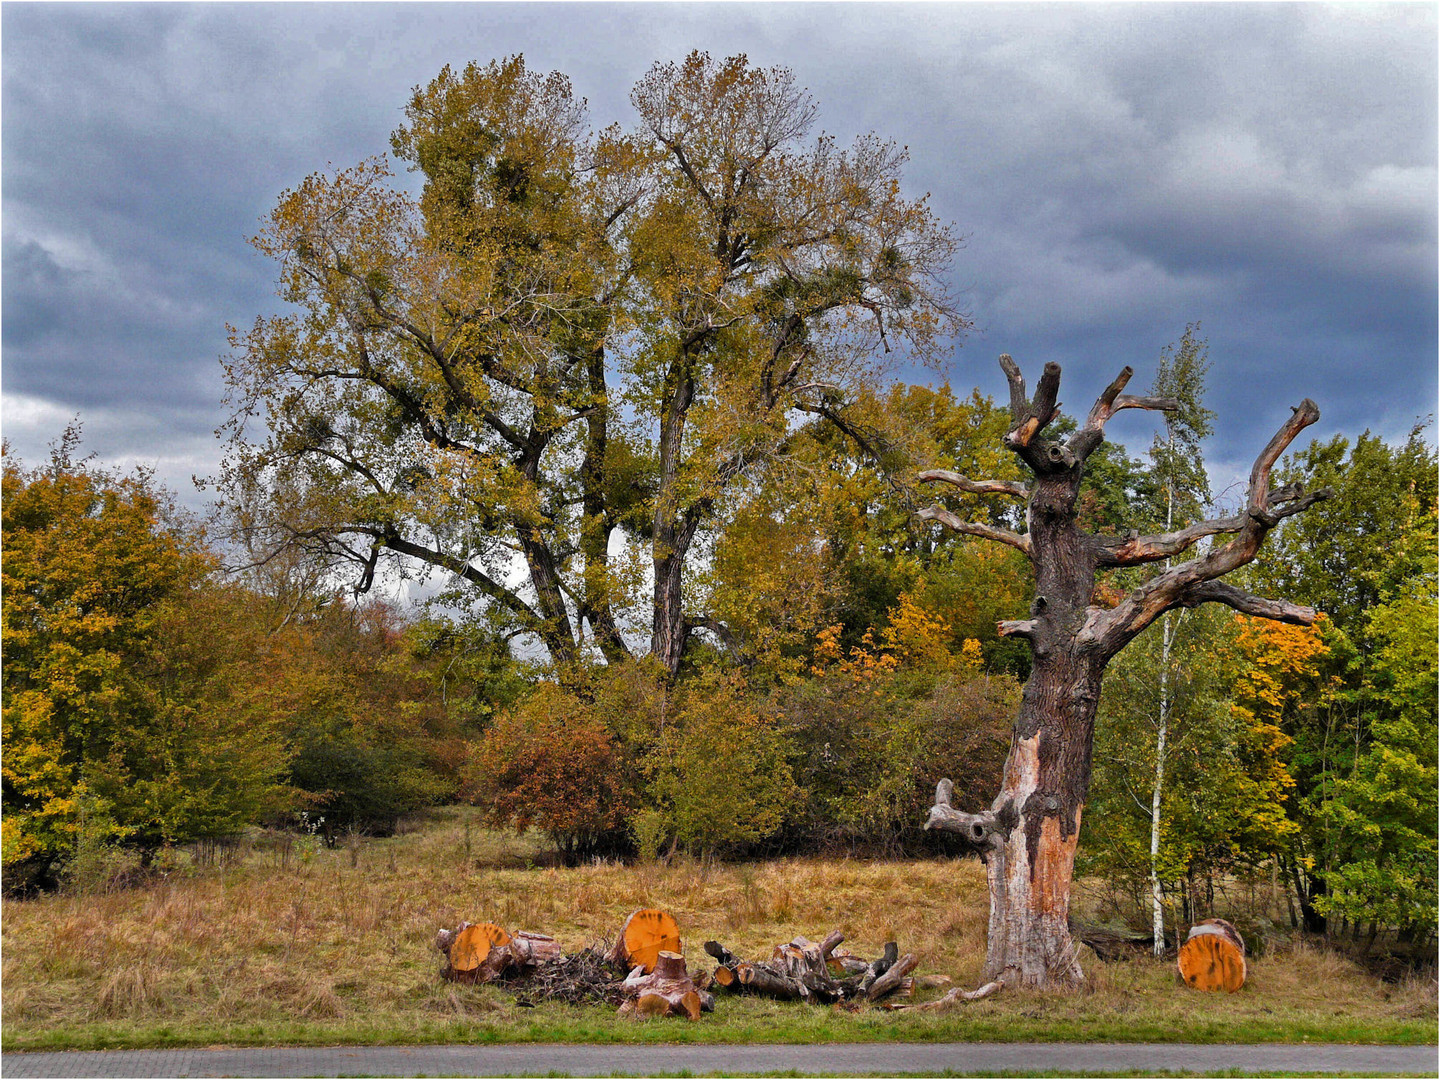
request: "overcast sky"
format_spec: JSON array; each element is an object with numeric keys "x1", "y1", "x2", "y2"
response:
[{"x1": 4, "y1": 2, "x2": 1436, "y2": 513}]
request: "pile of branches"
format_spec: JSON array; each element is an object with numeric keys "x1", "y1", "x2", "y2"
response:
[{"x1": 502, "y1": 941, "x2": 627, "y2": 1006}]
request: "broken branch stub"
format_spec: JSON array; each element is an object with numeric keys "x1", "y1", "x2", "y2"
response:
[{"x1": 924, "y1": 778, "x2": 1002, "y2": 847}]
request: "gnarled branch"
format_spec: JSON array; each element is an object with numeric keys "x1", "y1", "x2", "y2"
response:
[
  {"x1": 1067, "y1": 364, "x2": 1180, "y2": 463},
  {"x1": 923, "y1": 779, "x2": 1003, "y2": 847},
  {"x1": 917, "y1": 469, "x2": 1028, "y2": 499},
  {"x1": 1097, "y1": 481, "x2": 1334, "y2": 567},
  {"x1": 1173, "y1": 580, "x2": 1320, "y2": 625},
  {"x1": 918, "y1": 506, "x2": 1031, "y2": 555},
  {"x1": 1080, "y1": 399, "x2": 1330, "y2": 658}
]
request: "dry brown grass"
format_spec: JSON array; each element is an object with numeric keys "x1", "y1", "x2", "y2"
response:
[{"x1": 2, "y1": 807, "x2": 1433, "y2": 1050}]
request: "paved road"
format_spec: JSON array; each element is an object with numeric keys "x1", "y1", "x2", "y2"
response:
[{"x1": 2, "y1": 1043, "x2": 1435, "y2": 1078}]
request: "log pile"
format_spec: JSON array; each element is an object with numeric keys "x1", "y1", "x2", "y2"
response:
[
  {"x1": 705, "y1": 932, "x2": 919, "y2": 1005},
  {"x1": 435, "y1": 909, "x2": 1001, "y2": 1015},
  {"x1": 1177, "y1": 918, "x2": 1247, "y2": 992}
]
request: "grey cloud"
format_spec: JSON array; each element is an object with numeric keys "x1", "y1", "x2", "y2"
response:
[{"x1": 2, "y1": 3, "x2": 1434, "y2": 511}]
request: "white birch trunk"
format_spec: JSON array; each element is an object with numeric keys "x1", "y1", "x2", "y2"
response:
[
  {"x1": 1150, "y1": 609, "x2": 1173, "y2": 957},
  {"x1": 1150, "y1": 433, "x2": 1176, "y2": 957}
]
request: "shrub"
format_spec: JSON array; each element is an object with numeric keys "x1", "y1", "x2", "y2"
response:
[
  {"x1": 464, "y1": 683, "x2": 634, "y2": 861},
  {"x1": 643, "y1": 670, "x2": 799, "y2": 857}
]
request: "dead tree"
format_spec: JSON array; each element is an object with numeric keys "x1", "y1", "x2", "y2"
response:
[{"x1": 918, "y1": 355, "x2": 1330, "y2": 990}]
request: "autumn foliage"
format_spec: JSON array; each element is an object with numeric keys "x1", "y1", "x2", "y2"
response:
[{"x1": 464, "y1": 684, "x2": 634, "y2": 861}]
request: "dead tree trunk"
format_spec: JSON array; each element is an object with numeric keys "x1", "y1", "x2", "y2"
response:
[{"x1": 919, "y1": 355, "x2": 1330, "y2": 990}]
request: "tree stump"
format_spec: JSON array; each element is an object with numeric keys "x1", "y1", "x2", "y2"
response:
[
  {"x1": 609, "y1": 908, "x2": 681, "y2": 973},
  {"x1": 1177, "y1": 918, "x2": 1247, "y2": 992},
  {"x1": 618, "y1": 950, "x2": 712, "y2": 1019}
]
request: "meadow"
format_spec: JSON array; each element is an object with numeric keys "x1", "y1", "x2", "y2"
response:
[{"x1": 2, "y1": 808, "x2": 1433, "y2": 1052}]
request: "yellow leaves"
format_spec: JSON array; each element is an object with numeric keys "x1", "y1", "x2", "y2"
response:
[
  {"x1": 1231, "y1": 614, "x2": 1332, "y2": 723},
  {"x1": 809, "y1": 588, "x2": 961, "y2": 682},
  {"x1": 0, "y1": 816, "x2": 44, "y2": 864},
  {"x1": 960, "y1": 637, "x2": 985, "y2": 672}
]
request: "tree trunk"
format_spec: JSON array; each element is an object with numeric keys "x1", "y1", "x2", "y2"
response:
[
  {"x1": 920, "y1": 356, "x2": 1329, "y2": 990},
  {"x1": 579, "y1": 344, "x2": 632, "y2": 665},
  {"x1": 651, "y1": 357, "x2": 699, "y2": 675},
  {"x1": 976, "y1": 648, "x2": 1102, "y2": 987},
  {"x1": 1151, "y1": 609, "x2": 1176, "y2": 957}
]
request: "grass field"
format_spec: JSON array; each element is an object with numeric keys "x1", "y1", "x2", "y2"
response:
[{"x1": 2, "y1": 807, "x2": 1434, "y2": 1051}]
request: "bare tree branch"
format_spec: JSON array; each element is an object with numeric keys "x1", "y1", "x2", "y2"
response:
[
  {"x1": 1172, "y1": 580, "x2": 1320, "y2": 625},
  {"x1": 918, "y1": 505, "x2": 1031, "y2": 555},
  {"x1": 997, "y1": 619, "x2": 1038, "y2": 638},
  {"x1": 1079, "y1": 399, "x2": 1329, "y2": 658},
  {"x1": 1097, "y1": 481, "x2": 1332, "y2": 567},
  {"x1": 998, "y1": 353, "x2": 1028, "y2": 422},
  {"x1": 923, "y1": 779, "x2": 1004, "y2": 847},
  {"x1": 1067, "y1": 364, "x2": 1179, "y2": 463},
  {"x1": 917, "y1": 469, "x2": 1029, "y2": 499}
]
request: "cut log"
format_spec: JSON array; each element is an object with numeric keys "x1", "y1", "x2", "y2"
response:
[
  {"x1": 864, "y1": 953, "x2": 919, "y2": 1001},
  {"x1": 610, "y1": 908, "x2": 682, "y2": 974},
  {"x1": 618, "y1": 950, "x2": 707, "y2": 1019},
  {"x1": 1177, "y1": 919, "x2": 1247, "y2": 992},
  {"x1": 737, "y1": 960, "x2": 810, "y2": 1000},
  {"x1": 826, "y1": 949, "x2": 871, "y2": 976},
  {"x1": 445, "y1": 922, "x2": 512, "y2": 983},
  {"x1": 856, "y1": 941, "x2": 900, "y2": 997},
  {"x1": 437, "y1": 924, "x2": 561, "y2": 984}
]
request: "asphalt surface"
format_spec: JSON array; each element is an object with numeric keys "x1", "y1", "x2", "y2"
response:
[{"x1": 2, "y1": 1043, "x2": 1436, "y2": 1078}]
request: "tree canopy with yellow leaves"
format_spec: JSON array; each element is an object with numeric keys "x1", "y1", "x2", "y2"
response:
[{"x1": 219, "y1": 52, "x2": 966, "y2": 673}]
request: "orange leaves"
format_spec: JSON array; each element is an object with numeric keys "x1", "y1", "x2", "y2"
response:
[
  {"x1": 810, "y1": 588, "x2": 962, "y2": 681},
  {"x1": 465, "y1": 684, "x2": 633, "y2": 854},
  {"x1": 1230, "y1": 614, "x2": 1333, "y2": 722}
]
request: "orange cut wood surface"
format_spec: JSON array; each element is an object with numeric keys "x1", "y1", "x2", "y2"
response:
[
  {"x1": 617, "y1": 908, "x2": 681, "y2": 973},
  {"x1": 449, "y1": 923, "x2": 511, "y2": 973},
  {"x1": 1177, "y1": 931, "x2": 1246, "y2": 992}
]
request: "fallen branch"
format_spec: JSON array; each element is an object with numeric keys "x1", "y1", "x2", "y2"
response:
[{"x1": 885, "y1": 980, "x2": 1003, "y2": 1011}]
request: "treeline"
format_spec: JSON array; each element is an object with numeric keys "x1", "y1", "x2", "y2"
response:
[{"x1": 4, "y1": 400, "x2": 1434, "y2": 956}]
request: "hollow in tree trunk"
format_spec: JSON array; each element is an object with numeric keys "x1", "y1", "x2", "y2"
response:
[{"x1": 919, "y1": 355, "x2": 1331, "y2": 989}]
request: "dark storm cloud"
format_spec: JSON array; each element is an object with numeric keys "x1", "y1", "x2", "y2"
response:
[{"x1": 2, "y1": 3, "x2": 1434, "y2": 504}]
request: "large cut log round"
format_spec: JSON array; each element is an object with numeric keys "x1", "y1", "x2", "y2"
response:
[
  {"x1": 1177, "y1": 918, "x2": 1247, "y2": 992},
  {"x1": 449, "y1": 922, "x2": 512, "y2": 980},
  {"x1": 610, "y1": 908, "x2": 682, "y2": 973}
]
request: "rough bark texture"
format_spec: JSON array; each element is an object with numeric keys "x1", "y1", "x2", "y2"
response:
[
  {"x1": 618, "y1": 951, "x2": 713, "y2": 1019},
  {"x1": 920, "y1": 356, "x2": 1330, "y2": 990}
]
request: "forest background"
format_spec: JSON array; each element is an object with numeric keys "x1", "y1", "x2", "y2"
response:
[{"x1": 3, "y1": 55, "x2": 1436, "y2": 966}]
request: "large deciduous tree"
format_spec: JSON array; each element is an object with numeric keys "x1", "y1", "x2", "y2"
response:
[
  {"x1": 918, "y1": 356, "x2": 1331, "y2": 988},
  {"x1": 219, "y1": 52, "x2": 963, "y2": 673}
]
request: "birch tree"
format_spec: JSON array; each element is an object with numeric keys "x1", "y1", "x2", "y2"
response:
[{"x1": 1144, "y1": 327, "x2": 1214, "y2": 954}]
